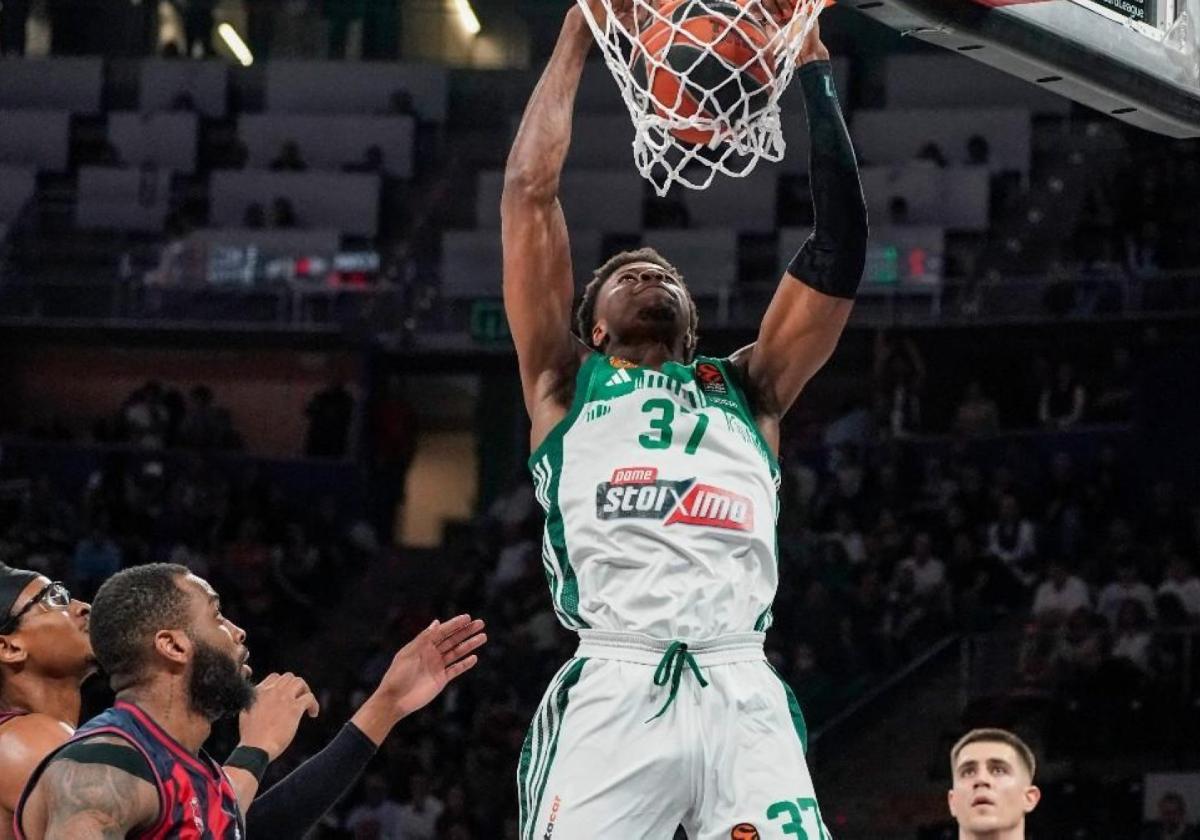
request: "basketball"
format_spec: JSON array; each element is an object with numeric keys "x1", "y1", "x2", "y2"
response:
[{"x1": 634, "y1": 0, "x2": 776, "y2": 145}]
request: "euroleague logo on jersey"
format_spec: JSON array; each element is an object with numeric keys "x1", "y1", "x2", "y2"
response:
[
  {"x1": 595, "y1": 466, "x2": 754, "y2": 531},
  {"x1": 695, "y1": 362, "x2": 728, "y2": 395}
]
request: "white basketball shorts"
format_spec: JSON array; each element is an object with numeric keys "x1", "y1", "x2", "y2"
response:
[{"x1": 517, "y1": 630, "x2": 834, "y2": 840}]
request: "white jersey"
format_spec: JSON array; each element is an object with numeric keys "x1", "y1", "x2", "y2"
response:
[{"x1": 529, "y1": 353, "x2": 780, "y2": 640}]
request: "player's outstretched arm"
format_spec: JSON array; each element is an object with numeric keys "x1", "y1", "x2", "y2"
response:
[
  {"x1": 242, "y1": 615, "x2": 485, "y2": 839},
  {"x1": 31, "y1": 736, "x2": 159, "y2": 840},
  {"x1": 502, "y1": 0, "x2": 617, "y2": 436},
  {"x1": 736, "y1": 21, "x2": 867, "y2": 426}
]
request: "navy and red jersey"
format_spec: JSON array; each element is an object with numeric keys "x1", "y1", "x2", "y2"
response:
[{"x1": 16, "y1": 700, "x2": 244, "y2": 839}]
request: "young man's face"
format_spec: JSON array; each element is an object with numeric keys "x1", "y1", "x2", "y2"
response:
[{"x1": 948, "y1": 741, "x2": 1040, "y2": 835}]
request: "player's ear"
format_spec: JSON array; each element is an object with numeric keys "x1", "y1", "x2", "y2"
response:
[
  {"x1": 154, "y1": 628, "x2": 192, "y2": 667},
  {"x1": 592, "y1": 321, "x2": 607, "y2": 349},
  {"x1": 0, "y1": 632, "x2": 29, "y2": 666},
  {"x1": 1023, "y1": 784, "x2": 1041, "y2": 813},
  {"x1": 946, "y1": 788, "x2": 958, "y2": 819}
]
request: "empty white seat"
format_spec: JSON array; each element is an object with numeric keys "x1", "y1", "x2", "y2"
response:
[
  {"x1": 886, "y1": 54, "x2": 1069, "y2": 113},
  {"x1": 441, "y1": 228, "x2": 603, "y2": 297},
  {"x1": 683, "y1": 167, "x2": 777, "y2": 232},
  {"x1": 75, "y1": 166, "x2": 171, "y2": 232},
  {"x1": 852, "y1": 108, "x2": 1031, "y2": 175},
  {"x1": 138, "y1": 59, "x2": 228, "y2": 117},
  {"x1": 860, "y1": 164, "x2": 990, "y2": 230},
  {"x1": 266, "y1": 62, "x2": 448, "y2": 121},
  {"x1": 476, "y1": 170, "x2": 644, "y2": 232},
  {"x1": 0, "y1": 58, "x2": 102, "y2": 114},
  {"x1": 209, "y1": 171, "x2": 381, "y2": 237},
  {"x1": 0, "y1": 165, "x2": 36, "y2": 223},
  {"x1": 239, "y1": 114, "x2": 415, "y2": 178},
  {"x1": 109, "y1": 112, "x2": 198, "y2": 173},
  {"x1": 642, "y1": 229, "x2": 737, "y2": 299},
  {"x1": 0, "y1": 110, "x2": 71, "y2": 171}
]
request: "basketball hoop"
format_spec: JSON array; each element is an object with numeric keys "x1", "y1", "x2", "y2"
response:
[{"x1": 577, "y1": 0, "x2": 829, "y2": 194}]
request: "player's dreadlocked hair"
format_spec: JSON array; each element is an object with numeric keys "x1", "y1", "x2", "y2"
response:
[{"x1": 576, "y1": 247, "x2": 699, "y2": 361}]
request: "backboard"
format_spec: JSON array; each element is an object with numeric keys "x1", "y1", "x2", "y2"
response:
[{"x1": 853, "y1": 0, "x2": 1200, "y2": 137}]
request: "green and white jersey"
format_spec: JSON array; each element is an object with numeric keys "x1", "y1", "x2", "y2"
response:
[{"x1": 529, "y1": 353, "x2": 781, "y2": 640}]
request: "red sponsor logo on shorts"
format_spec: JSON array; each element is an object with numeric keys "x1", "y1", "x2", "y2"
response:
[{"x1": 543, "y1": 795, "x2": 562, "y2": 839}]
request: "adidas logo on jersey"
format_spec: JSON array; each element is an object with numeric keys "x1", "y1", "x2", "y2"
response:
[
  {"x1": 605, "y1": 368, "x2": 634, "y2": 387},
  {"x1": 596, "y1": 467, "x2": 754, "y2": 532}
]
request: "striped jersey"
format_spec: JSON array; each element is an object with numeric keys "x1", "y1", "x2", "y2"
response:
[
  {"x1": 16, "y1": 701, "x2": 244, "y2": 840},
  {"x1": 529, "y1": 353, "x2": 780, "y2": 640}
]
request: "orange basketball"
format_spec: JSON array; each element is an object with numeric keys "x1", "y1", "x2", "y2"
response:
[{"x1": 634, "y1": 0, "x2": 775, "y2": 145}]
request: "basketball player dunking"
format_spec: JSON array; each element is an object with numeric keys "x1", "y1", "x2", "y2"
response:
[{"x1": 502, "y1": 0, "x2": 866, "y2": 835}]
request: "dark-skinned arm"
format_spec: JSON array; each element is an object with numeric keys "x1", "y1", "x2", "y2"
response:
[{"x1": 734, "y1": 22, "x2": 867, "y2": 445}]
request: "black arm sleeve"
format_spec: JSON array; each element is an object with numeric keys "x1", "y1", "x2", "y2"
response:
[
  {"x1": 243, "y1": 722, "x2": 377, "y2": 837},
  {"x1": 786, "y1": 60, "x2": 868, "y2": 300}
]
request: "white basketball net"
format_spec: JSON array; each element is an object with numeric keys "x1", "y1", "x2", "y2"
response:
[{"x1": 577, "y1": 0, "x2": 826, "y2": 194}]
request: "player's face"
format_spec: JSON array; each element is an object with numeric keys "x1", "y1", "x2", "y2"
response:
[
  {"x1": 593, "y1": 261, "x2": 689, "y2": 351},
  {"x1": 179, "y1": 574, "x2": 255, "y2": 720},
  {"x1": 948, "y1": 742, "x2": 1040, "y2": 835},
  {"x1": 0, "y1": 575, "x2": 96, "y2": 681}
]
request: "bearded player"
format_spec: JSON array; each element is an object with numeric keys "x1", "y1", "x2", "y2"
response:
[
  {"x1": 501, "y1": 0, "x2": 866, "y2": 834},
  {"x1": 948, "y1": 729, "x2": 1042, "y2": 840},
  {"x1": 4, "y1": 563, "x2": 485, "y2": 838}
]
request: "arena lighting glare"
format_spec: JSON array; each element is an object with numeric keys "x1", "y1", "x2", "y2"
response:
[
  {"x1": 218, "y1": 23, "x2": 254, "y2": 66},
  {"x1": 454, "y1": 0, "x2": 481, "y2": 36}
]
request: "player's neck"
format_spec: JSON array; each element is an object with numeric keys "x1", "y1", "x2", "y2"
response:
[
  {"x1": 117, "y1": 683, "x2": 212, "y2": 755},
  {"x1": 604, "y1": 340, "x2": 685, "y2": 370},
  {"x1": 962, "y1": 825, "x2": 1024, "y2": 840},
  {"x1": 0, "y1": 672, "x2": 82, "y2": 727}
]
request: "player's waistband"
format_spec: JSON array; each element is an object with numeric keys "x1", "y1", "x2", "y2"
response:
[{"x1": 575, "y1": 629, "x2": 766, "y2": 667}]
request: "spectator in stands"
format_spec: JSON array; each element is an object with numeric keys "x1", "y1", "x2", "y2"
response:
[
  {"x1": 825, "y1": 508, "x2": 867, "y2": 566},
  {"x1": 71, "y1": 518, "x2": 123, "y2": 599},
  {"x1": 966, "y1": 134, "x2": 990, "y2": 167},
  {"x1": 305, "y1": 378, "x2": 356, "y2": 459},
  {"x1": 180, "y1": 0, "x2": 216, "y2": 56},
  {"x1": 896, "y1": 531, "x2": 946, "y2": 601},
  {"x1": 395, "y1": 772, "x2": 444, "y2": 840},
  {"x1": 1092, "y1": 344, "x2": 1136, "y2": 423},
  {"x1": 345, "y1": 774, "x2": 406, "y2": 839},
  {"x1": 271, "y1": 140, "x2": 309, "y2": 172},
  {"x1": 986, "y1": 494, "x2": 1037, "y2": 588},
  {"x1": 1038, "y1": 360, "x2": 1087, "y2": 429},
  {"x1": 271, "y1": 196, "x2": 299, "y2": 228},
  {"x1": 1141, "y1": 791, "x2": 1200, "y2": 840},
  {"x1": 1031, "y1": 559, "x2": 1090, "y2": 626},
  {"x1": 915, "y1": 142, "x2": 948, "y2": 168},
  {"x1": 1049, "y1": 606, "x2": 1104, "y2": 688},
  {"x1": 1041, "y1": 451, "x2": 1084, "y2": 563},
  {"x1": 873, "y1": 330, "x2": 925, "y2": 438},
  {"x1": 388, "y1": 89, "x2": 417, "y2": 118},
  {"x1": 120, "y1": 380, "x2": 170, "y2": 448},
  {"x1": 0, "y1": 0, "x2": 30, "y2": 55},
  {"x1": 1159, "y1": 554, "x2": 1200, "y2": 617},
  {"x1": 1097, "y1": 563, "x2": 1157, "y2": 628},
  {"x1": 954, "y1": 380, "x2": 1000, "y2": 436},
  {"x1": 346, "y1": 145, "x2": 387, "y2": 175},
  {"x1": 244, "y1": 202, "x2": 267, "y2": 229},
  {"x1": 1111, "y1": 598, "x2": 1153, "y2": 674},
  {"x1": 245, "y1": 0, "x2": 279, "y2": 59},
  {"x1": 178, "y1": 384, "x2": 222, "y2": 449}
]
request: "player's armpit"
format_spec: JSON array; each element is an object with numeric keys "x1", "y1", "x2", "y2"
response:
[
  {"x1": 35, "y1": 738, "x2": 159, "y2": 840},
  {"x1": 740, "y1": 281, "x2": 854, "y2": 418}
]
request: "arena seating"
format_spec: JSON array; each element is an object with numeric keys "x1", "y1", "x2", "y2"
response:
[
  {"x1": 209, "y1": 170, "x2": 382, "y2": 237},
  {"x1": 0, "y1": 57, "x2": 102, "y2": 113},
  {"x1": 860, "y1": 164, "x2": 991, "y2": 230},
  {"x1": 137, "y1": 59, "x2": 228, "y2": 117},
  {"x1": 0, "y1": 165, "x2": 37, "y2": 225},
  {"x1": 108, "y1": 111, "x2": 199, "y2": 173},
  {"x1": 265, "y1": 61, "x2": 448, "y2": 121},
  {"x1": 852, "y1": 108, "x2": 1032, "y2": 175},
  {"x1": 74, "y1": 166, "x2": 171, "y2": 232},
  {"x1": 239, "y1": 114, "x2": 416, "y2": 177},
  {"x1": 0, "y1": 109, "x2": 71, "y2": 171},
  {"x1": 474, "y1": 169, "x2": 645, "y2": 232}
]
